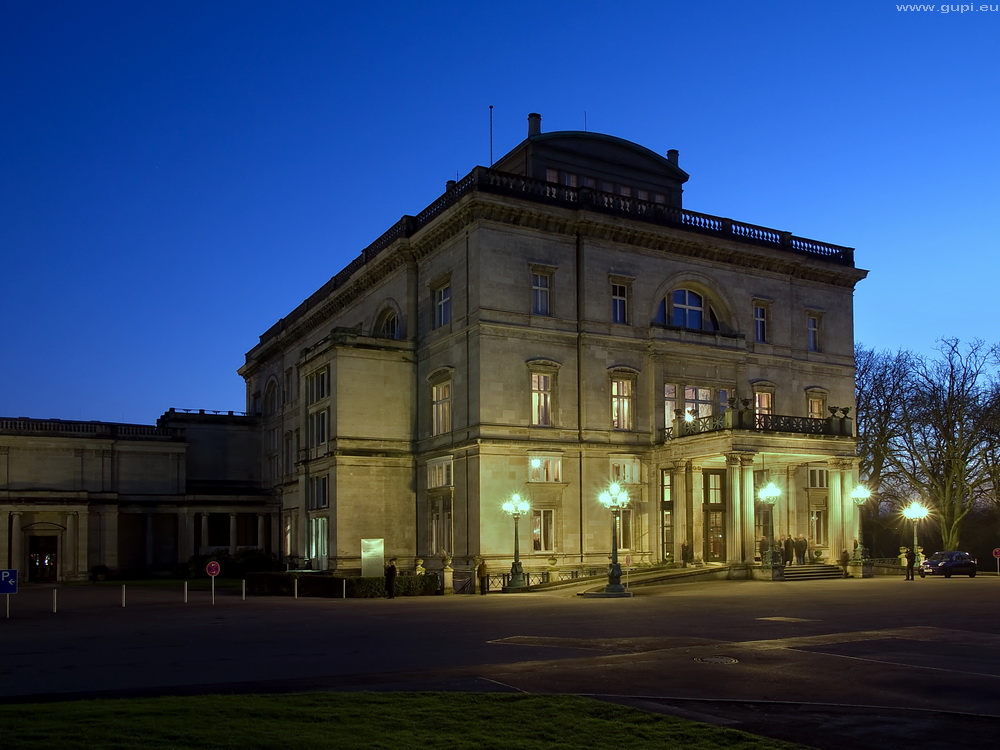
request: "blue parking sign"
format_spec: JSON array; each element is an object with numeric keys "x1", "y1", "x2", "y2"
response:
[{"x1": 1, "y1": 569, "x2": 17, "y2": 594}]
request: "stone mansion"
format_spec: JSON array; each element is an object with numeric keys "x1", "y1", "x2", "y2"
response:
[{"x1": 1, "y1": 113, "x2": 867, "y2": 583}]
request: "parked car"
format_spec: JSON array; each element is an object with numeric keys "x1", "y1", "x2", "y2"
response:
[{"x1": 919, "y1": 551, "x2": 977, "y2": 578}]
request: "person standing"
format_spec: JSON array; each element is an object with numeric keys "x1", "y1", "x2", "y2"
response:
[
  {"x1": 794, "y1": 536, "x2": 807, "y2": 566},
  {"x1": 385, "y1": 557, "x2": 397, "y2": 598},
  {"x1": 903, "y1": 547, "x2": 916, "y2": 581},
  {"x1": 477, "y1": 558, "x2": 489, "y2": 595},
  {"x1": 783, "y1": 536, "x2": 794, "y2": 566},
  {"x1": 839, "y1": 549, "x2": 851, "y2": 578}
]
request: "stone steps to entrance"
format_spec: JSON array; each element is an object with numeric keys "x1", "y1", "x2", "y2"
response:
[{"x1": 782, "y1": 564, "x2": 846, "y2": 581}]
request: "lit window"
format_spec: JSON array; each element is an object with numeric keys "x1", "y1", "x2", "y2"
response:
[
  {"x1": 427, "y1": 457, "x2": 453, "y2": 488},
  {"x1": 528, "y1": 455, "x2": 562, "y2": 483},
  {"x1": 531, "y1": 272, "x2": 551, "y2": 316},
  {"x1": 309, "y1": 517, "x2": 328, "y2": 560},
  {"x1": 807, "y1": 315, "x2": 820, "y2": 351},
  {"x1": 532, "y1": 509, "x2": 555, "y2": 552},
  {"x1": 434, "y1": 284, "x2": 452, "y2": 328},
  {"x1": 432, "y1": 382, "x2": 452, "y2": 435},
  {"x1": 610, "y1": 456, "x2": 641, "y2": 484},
  {"x1": 684, "y1": 386, "x2": 714, "y2": 418},
  {"x1": 754, "y1": 304, "x2": 768, "y2": 343},
  {"x1": 611, "y1": 283, "x2": 630, "y2": 325},
  {"x1": 305, "y1": 368, "x2": 329, "y2": 405},
  {"x1": 809, "y1": 468, "x2": 828, "y2": 488},
  {"x1": 755, "y1": 391, "x2": 773, "y2": 416},
  {"x1": 545, "y1": 168, "x2": 559, "y2": 183},
  {"x1": 664, "y1": 384, "x2": 677, "y2": 425},
  {"x1": 810, "y1": 510, "x2": 827, "y2": 546},
  {"x1": 531, "y1": 373, "x2": 552, "y2": 426},
  {"x1": 430, "y1": 497, "x2": 453, "y2": 554},
  {"x1": 661, "y1": 470, "x2": 672, "y2": 503},
  {"x1": 615, "y1": 508, "x2": 633, "y2": 550},
  {"x1": 611, "y1": 378, "x2": 633, "y2": 430},
  {"x1": 808, "y1": 395, "x2": 826, "y2": 419},
  {"x1": 704, "y1": 471, "x2": 724, "y2": 504}
]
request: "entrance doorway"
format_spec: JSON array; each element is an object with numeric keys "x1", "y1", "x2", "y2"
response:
[{"x1": 28, "y1": 536, "x2": 58, "y2": 582}]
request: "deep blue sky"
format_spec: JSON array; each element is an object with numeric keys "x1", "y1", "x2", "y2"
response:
[{"x1": 3, "y1": 1, "x2": 998, "y2": 423}]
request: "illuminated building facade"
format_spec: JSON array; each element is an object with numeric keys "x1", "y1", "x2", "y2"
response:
[{"x1": 240, "y1": 114, "x2": 868, "y2": 581}]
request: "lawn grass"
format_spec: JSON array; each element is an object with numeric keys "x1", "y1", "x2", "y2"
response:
[{"x1": 2, "y1": 692, "x2": 814, "y2": 749}]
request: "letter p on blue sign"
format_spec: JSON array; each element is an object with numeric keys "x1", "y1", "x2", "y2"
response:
[{"x1": 1, "y1": 569, "x2": 17, "y2": 594}]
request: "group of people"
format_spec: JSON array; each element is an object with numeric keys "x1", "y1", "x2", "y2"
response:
[{"x1": 758, "y1": 535, "x2": 811, "y2": 565}]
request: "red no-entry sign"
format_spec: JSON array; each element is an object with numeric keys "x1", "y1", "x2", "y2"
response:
[
  {"x1": 206, "y1": 561, "x2": 221, "y2": 577},
  {"x1": 992, "y1": 548, "x2": 1000, "y2": 559}
]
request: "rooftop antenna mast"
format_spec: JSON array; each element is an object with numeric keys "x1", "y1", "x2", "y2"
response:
[{"x1": 489, "y1": 105, "x2": 494, "y2": 167}]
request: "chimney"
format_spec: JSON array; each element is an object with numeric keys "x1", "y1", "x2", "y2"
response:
[
  {"x1": 527, "y1": 112, "x2": 542, "y2": 137},
  {"x1": 667, "y1": 149, "x2": 679, "y2": 165}
]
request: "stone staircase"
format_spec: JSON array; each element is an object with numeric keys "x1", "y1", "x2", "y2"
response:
[{"x1": 781, "y1": 563, "x2": 846, "y2": 581}]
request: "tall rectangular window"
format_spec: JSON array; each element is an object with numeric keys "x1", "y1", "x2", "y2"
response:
[
  {"x1": 811, "y1": 509, "x2": 828, "y2": 546},
  {"x1": 754, "y1": 305, "x2": 768, "y2": 343},
  {"x1": 430, "y1": 497, "x2": 452, "y2": 555},
  {"x1": 664, "y1": 384, "x2": 677, "y2": 425},
  {"x1": 754, "y1": 392, "x2": 773, "y2": 416},
  {"x1": 704, "y1": 471, "x2": 724, "y2": 504},
  {"x1": 807, "y1": 315, "x2": 820, "y2": 351},
  {"x1": 611, "y1": 283, "x2": 630, "y2": 325},
  {"x1": 611, "y1": 378, "x2": 633, "y2": 430},
  {"x1": 431, "y1": 382, "x2": 452, "y2": 435},
  {"x1": 661, "y1": 469, "x2": 673, "y2": 563},
  {"x1": 531, "y1": 272, "x2": 551, "y2": 315},
  {"x1": 307, "y1": 408, "x2": 328, "y2": 447},
  {"x1": 615, "y1": 509, "x2": 633, "y2": 550},
  {"x1": 305, "y1": 367, "x2": 329, "y2": 405},
  {"x1": 307, "y1": 475, "x2": 328, "y2": 510},
  {"x1": 532, "y1": 509, "x2": 555, "y2": 552},
  {"x1": 808, "y1": 396, "x2": 826, "y2": 419},
  {"x1": 309, "y1": 517, "x2": 328, "y2": 560},
  {"x1": 434, "y1": 284, "x2": 452, "y2": 328},
  {"x1": 531, "y1": 373, "x2": 552, "y2": 426}
]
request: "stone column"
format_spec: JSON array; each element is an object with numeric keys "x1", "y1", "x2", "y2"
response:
[
  {"x1": 77, "y1": 510, "x2": 89, "y2": 576},
  {"x1": 145, "y1": 513, "x2": 155, "y2": 567},
  {"x1": 257, "y1": 514, "x2": 266, "y2": 550},
  {"x1": 827, "y1": 461, "x2": 844, "y2": 560},
  {"x1": 673, "y1": 462, "x2": 689, "y2": 562},
  {"x1": 690, "y1": 466, "x2": 704, "y2": 562},
  {"x1": 100, "y1": 509, "x2": 118, "y2": 569},
  {"x1": 66, "y1": 511, "x2": 78, "y2": 580},
  {"x1": 0, "y1": 510, "x2": 9, "y2": 569},
  {"x1": 785, "y1": 465, "x2": 799, "y2": 537},
  {"x1": 740, "y1": 455, "x2": 756, "y2": 563},
  {"x1": 11, "y1": 512, "x2": 22, "y2": 571},
  {"x1": 200, "y1": 513, "x2": 209, "y2": 555},
  {"x1": 229, "y1": 513, "x2": 238, "y2": 555},
  {"x1": 725, "y1": 453, "x2": 742, "y2": 564}
]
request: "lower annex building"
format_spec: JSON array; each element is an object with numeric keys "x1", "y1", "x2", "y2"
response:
[{"x1": 1, "y1": 114, "x2": 868, "y2": 584}]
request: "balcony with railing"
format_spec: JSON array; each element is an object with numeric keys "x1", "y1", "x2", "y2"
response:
[{"x1": 660, "y1": 405, "x2": 854, "y2": 442}]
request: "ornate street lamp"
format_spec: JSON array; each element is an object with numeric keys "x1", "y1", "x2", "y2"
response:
[
  {"x1": 851, "y1": 485, "x2": 872, "y2": 561},
  {"x1": 598, "y1": 483, "x2": 630, "y2": 594},
  {"x1": 758, "y1": 480, "x2": 781, "y2": 565},
  {"x1": 501, "y1": 494, "x2": 530, "y2": 592},
  {"x1": 902, "y1": 500, "x2": 929, "y2": 560}
]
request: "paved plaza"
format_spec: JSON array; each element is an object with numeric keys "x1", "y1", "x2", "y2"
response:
[{"x1": 3, "y1": 575, "x2": 1000, "y2": 748}]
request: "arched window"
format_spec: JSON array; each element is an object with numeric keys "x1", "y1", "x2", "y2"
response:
[
  {"x1": 375, "y1": 308, "x2": 400, "y2": 339},
  {"x1": 263, "y1": 381, "x2": 280, "y2": 416},
  {"x1": 654, "y1": 288, "x2": 722, "y2": 332}
]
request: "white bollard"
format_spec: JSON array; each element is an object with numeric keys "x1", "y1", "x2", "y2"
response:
[
  {"x1": 184, "y1": 581, "x2": 188, "y2": 604},
  {"x1": 121, "y1": 584, "x2": 126, "y2": 608},
  {"x1": 294, "y1": 577, "x2": 298, "y2": 599},
  {"x1": 52, "y1": 588, "x2": 57, "y2": 614}
]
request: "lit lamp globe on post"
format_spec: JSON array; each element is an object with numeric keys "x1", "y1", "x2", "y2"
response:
[
  {"x1": 902, "y1": 501, "x2": 929, "y2": 562},
  {"x1": 598, "y1": 483, "x2": 632, "y2": 596},
  {"x1": 501, "y1": 494, "x2": 530, "y2": 593},
  {"x1": 851, "y1": 485, "x2": 872, "y2": 561},
  {"x1": 758, "y1": 481, "x2": 781, "y2": 565}
]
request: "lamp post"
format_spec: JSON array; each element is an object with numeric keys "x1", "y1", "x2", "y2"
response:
[
  {"x1": 501, "y1": 494, "x2": 530, "y2": 592},
  {"x1": 902, "y1": 501, "x2": 929, "y2": 561},
  {"x1": 599, "y1": 483, "x2": 630, "y2": 594},
  {"x1": 758, "y1": 480, "x2": 781, "y2": 565},
  {"x1": 851, "y1": 485, "x2": 871, "y2": 561}
]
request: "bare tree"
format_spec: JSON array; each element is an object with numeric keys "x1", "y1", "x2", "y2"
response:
[{"x1": 891, "y1": 339, "x2": 1000, "y2": 550}]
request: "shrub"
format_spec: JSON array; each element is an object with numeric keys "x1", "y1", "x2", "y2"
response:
[{"x1": 245, "y1": 572, "x2": 440, "y2": 598}]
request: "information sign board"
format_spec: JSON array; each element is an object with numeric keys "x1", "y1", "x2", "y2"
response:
[{"x1": 1, "y1": 569, "x2": 17, "y2": 594}]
